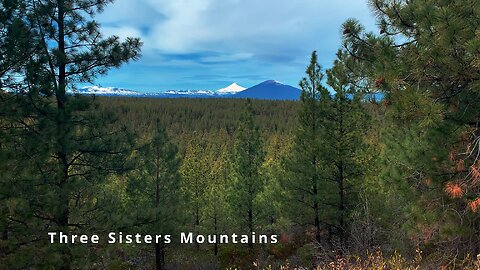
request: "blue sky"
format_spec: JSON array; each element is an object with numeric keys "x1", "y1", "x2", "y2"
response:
[{"x1": 93, "y1": 0, "x2": 376, "y2": 93}]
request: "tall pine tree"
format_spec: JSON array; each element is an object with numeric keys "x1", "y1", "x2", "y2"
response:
[
  {"x1": 325, "y1": 49, "x2": 370, "y2": 247},
  {"x1": 126, "y1": 119, "x2": 181, "y2": 270},
  {"x1": 229, "y1": 99, "x2": 265, "y2": 248},
  {"x1": 180, "y1": 134, "x2": 209, "y2": 249},
  {"x1": 341, "y1": 0, "x2": 480, "y2": 259},
  {"x1": 282, "y1": 51, "x2": 333, "y2": 244},
  {"x1": 0, "y1": 0, "x2": 141, "y2": 268}
]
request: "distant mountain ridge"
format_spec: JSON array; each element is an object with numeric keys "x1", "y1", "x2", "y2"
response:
[
  {"x1": 163, "y1": 89, "x2": 217, "y2": 96},
  {"x1": 76, "y1": 80, "x2": 302, "y2": 100},
  {"x1": 76, "y1": 86, "x2": 140, "y2": 96}
]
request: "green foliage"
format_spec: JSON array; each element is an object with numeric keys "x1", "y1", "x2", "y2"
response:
[
  {"x1": 127, "y1": 120, "x2": 181, "y2": 234},
  {"x1": 229, "y1": 99, "x2": 266, "y2": 236},
  {"x1": 324, "y1": 50, "x2": 372, "y2": 246},
  {"x1": 202, "y1": 142, "x2": 230, "y2": 255},
  {"x1": 257, "y1": 134, "x2": 292, "y2": 231},
  {"x1": 282, "y1": 50, "x2": 371, "y2": 249},
  {"x1": 0, "y1": 0, "x2": 141, "y2": 268},
  {"x1": 282, "y1": 51, "x2": 333, "y2": 243},
  {"x1": 340, "y1": 0, "x2": 480, "y2": 260},
  {"x1": 96, "y1": 97, "x2": 299, "y2": 137},
  {"x1": 180, "y1": 135, "x2": 210, "y2": 236},
  {"x1": 180, "y1": 133, "x2": 231, "y2": 255},
  {"x1": 125, "y1": 120, "x2": 181, "y2": 269}
]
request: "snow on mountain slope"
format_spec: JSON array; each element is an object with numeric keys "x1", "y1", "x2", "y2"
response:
[
  {"x1": 76, "y1": 86, "x2": 140, "y2": 96},
  {"x1": 163, "y1": 89, "x2": 216, "y2": 96},
  {"x1": 217, "y1": 83, "x2": 246, "y2": 94}
]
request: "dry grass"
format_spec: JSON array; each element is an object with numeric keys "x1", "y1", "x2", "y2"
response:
[{"x1": 225, "y1": 249, "x2": 480, "y2": 270}]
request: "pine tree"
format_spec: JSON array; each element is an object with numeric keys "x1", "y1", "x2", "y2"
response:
[
  {"x1": 229, "y1": 99, "x2": 265, "y2": 248},
  {"x1": 341, "y1": 0, "x2": 480, "y2": 258},
  {"x1": 282, "y1": 51, "x2": 333, "y2": 244},
  {"x1": 257, "y1": 134, "x2": 292, "y2": 232},
  {"x1": 126, "y1": 119, "x2": 181, "y2": 270},
  {"x1": 325, "y1": 49, "x2": 370, "y2": 247},
  {"x1": 180, "y1": 134, "x2": 210, "y2": 249},
  {"x1": 203, "y1": 141, "x2": 230, "y2": 256},
  {"x1": 0, "y1": 0, "x2": 141, "y2": 268}
]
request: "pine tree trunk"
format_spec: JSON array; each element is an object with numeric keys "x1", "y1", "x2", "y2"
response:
[
  {"x1": 57, "y1": 1, "x2": 71, "y2": 269},
  {"x1": 155, "y1": 149, "x2": 164, "y2": 270},
  {"x1": 196, "y1": 205, "x2": 200, "y2": 250},
  {"x1": 338, "y1": 160, "x2": 345, "y2": 248},
  {"x1": 248, "y1": 206, "x2": 253, "y2": 249},
  {"x1": 155, "y1": 243, "x2": 163, "y2": 270},
  {"x1": 214, "y1": 214, "x2": 218, "y2": 256},
  {"x1": 247, "y1": 148, "x2": 254, "y2": 250},
  {"x1": 313, "y1": 174, "x2": 321, "y2": 244},
  {"x1": 154, "y1": 242, "x2": 166, "y2": 270},
  {"x1": 312, "y1": 81, "x2": 321, "y2": 244},
  {"x1": 161, "y1": 244, "x2": 165, "y2": 269},
  {"x1": 338, "y1": 103, "x2": 346, "y2": 248}
]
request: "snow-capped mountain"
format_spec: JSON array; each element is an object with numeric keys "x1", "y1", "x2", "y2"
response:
[
  {"x1": 76, "y1": 86, "x2": 140, "y2": 96},
  {"x1": 217, "y1": 83, "x2": 246, "y2": 94}
]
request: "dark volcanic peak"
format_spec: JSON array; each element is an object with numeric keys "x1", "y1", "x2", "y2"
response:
[{"x1": 233, "y1": 80, "x2": 301, "y2": 100}]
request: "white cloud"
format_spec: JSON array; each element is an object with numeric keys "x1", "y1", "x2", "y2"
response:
[
  {"x1": 145, "y1": 0, "x2": 214, "y2": 52},
  {"x1": 99, "y1": 0, "x2": 375, "y2": 56},
  {"x1": 98, "y1": 0, "x2": 163, "y2": 27}
]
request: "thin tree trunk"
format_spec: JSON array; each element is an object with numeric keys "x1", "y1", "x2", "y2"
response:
[
  {"x1": 311, "y1": 80, "x2": 321, "y2": 244},
  {"x1": 57, "y1": 1, "x2": 71, "y2": 269},
  {"x1": 161, "y1": 245, "x2": 165, "y2": 269},
  {"x1": 338, "y1": 102, "x2": 346, "y2": 248},
  {"x1": 313, "y1": 174, "x2": 321, "y2": 244},
  {"x1": 338, "y1": 160, "x2": 345, "y2": 248},
  {"x1": 248, "y1": 206, "x2": 253, "y2": 249},
  {"x1": 247, "y1": 144, "x2": 254, "y2": 250},
  {"x1": 155, "y1": 242, "x2": 165, "y2": 270},
  {"x1": 155, "y1": 243, "x2": 162, "y2": 270},
  {"x1": 155, "y1": 147, "x2": 164, "y2": 270},
  {"x1": 214, "y1": 214, "x2": 218, "y2": 256},
  {"x1": 196, "y1": 204, "x2": 200, "y2": 250}
]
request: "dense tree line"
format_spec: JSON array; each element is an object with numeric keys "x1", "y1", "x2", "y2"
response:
[{"x1": 97, "y1": 97, "x2": 299, "y2": 137}]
